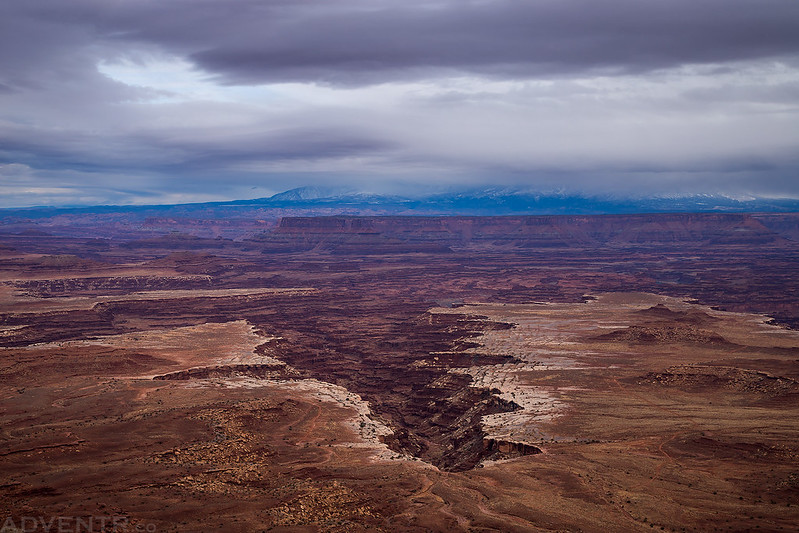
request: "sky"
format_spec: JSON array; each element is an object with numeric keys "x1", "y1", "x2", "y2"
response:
[{"x1": 1, "y1": 0, "x2": 798, "y2": 207}]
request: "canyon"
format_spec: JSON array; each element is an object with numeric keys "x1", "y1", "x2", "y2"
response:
[{"x1": 1, "y1": 212, "x2": 798, "y2": 531}]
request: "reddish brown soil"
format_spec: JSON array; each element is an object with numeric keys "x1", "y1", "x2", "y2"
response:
[{"x1": 0, "y1": 213, "x2": 798, "y2": 531}]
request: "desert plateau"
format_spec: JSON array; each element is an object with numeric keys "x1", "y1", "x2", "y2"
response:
[{"x1": 1, "y1": 212, "x2": 798, "y2": 532}]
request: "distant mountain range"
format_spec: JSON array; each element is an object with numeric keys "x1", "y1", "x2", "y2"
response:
[
  {"x1": 253, "y1": 187, "x2": 799, "y2": 215},
  {"x1": 3, "y1": 186, "x2": 799, "y2": 219}
]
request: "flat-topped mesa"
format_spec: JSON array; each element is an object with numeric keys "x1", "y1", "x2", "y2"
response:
[
  {"x1": 259, "y1": 213, "x2": 792, "y2": 251},
  {"x1": 251, "y1": 216, "x2": 452, "y2": 253},
  {"x1": 595, "y1": 324, "x2": 731, "y2": 345},
  {"x1": 277, "y1": 216, "x2": 380, "y2": 233}
]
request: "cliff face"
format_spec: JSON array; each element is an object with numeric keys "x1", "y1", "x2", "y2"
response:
[
  {"x1": 251, "y1": 213, "x2": 794, "y2": 252},
  {"x1": 3, "y1": 210, "x2": 799, "y2": 490}
]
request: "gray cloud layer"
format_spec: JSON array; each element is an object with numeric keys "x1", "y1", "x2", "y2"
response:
[
  {"x1": 9, "y1": 0, "x2": 799, "y2": 85},
  {"x1": 189, "y1": 0, "x2": 799, "y2": 84},
  {"x1": 1, "y1": 0, "x2": 798, "y2": 206}
]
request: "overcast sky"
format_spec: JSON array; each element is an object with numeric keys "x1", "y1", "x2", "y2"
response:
[{"x1": 1, "y1": 0, "x2": 798, "y2": 207}]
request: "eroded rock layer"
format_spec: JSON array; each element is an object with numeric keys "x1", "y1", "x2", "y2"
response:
[{"x1": 1, "y1": 213, "x2": 799, "y2": 531}]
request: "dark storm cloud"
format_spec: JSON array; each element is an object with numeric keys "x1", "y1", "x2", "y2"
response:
[
  {"x1": 187, "y1": 0, "x2": 799, "y2": 85},
  {"x1": 150, "y1": 128, "x2": 398, "y2": 174},
  {"x1": 5, "y1": 0, "x2": 799, "y2": 87},
  {"x1": 0, "y1": 118, "x2": 394, "y2": 175}
]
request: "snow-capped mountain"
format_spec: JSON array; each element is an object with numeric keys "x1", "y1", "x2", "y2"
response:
[{"x1": 252, "y1": 187, "x2": 799, "y2": 215}]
